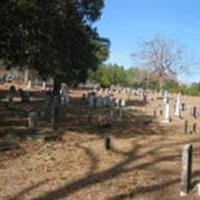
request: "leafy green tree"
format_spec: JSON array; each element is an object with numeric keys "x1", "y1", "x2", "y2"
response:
[{"x1": 0, "y1": 0, "x2": 109, "y2": 92}]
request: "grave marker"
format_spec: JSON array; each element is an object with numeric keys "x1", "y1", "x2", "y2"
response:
[
  {"x1": 105, "y1": 137, "x2": 111, "y2": 150},
  {"x1": 180, "y1": 144, "x2": 192, "y2": 196}
]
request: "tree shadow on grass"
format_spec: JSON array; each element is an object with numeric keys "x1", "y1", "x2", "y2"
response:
[{"x1": 8, "y1": 179, "x2": 50, "y2": 200}]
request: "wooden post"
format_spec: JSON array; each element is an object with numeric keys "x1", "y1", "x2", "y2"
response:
[
  {"x1": 180, "y1": 144, "x2": 192, "y2": 196},
  {"x1": 105, "y1": 137, "x2": 111, "y2": 150}
]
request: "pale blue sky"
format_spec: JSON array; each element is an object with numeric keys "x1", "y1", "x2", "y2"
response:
[{"x1": 95, "y1": 0, "x2": 200, "y2": 84}]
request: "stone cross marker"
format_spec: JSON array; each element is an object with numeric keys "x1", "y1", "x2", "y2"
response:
[{"x1": 180, "y1": 144, "x2": 193, "y2": 196}]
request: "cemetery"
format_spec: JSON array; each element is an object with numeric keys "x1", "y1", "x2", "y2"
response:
[
  {"x1": 1, "y1": 1, "x2": 200, "y2": 200},
  {"x1": 0, "y1": 79, "x2": 200, "y2": 200}
]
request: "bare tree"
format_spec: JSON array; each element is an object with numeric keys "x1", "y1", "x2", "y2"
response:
[{"x1": 132, "y1": 35, "x2": 189, "y2": 89}]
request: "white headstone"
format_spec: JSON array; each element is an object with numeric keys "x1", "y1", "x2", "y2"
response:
[
  {"x1": 27, "y1": 80, "x2": 32, "y2": 90},
  {"x1": 42, "y1": 81, "x2": 46, "y2": 91},
  {"x1": 162, "y1": 102, "x2": 170, "y2": 123},
  {"x1": 175, "y1": 93, "x2": 181, "y2": 117}
]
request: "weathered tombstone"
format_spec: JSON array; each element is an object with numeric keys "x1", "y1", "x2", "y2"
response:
[
  {"x1": 163, "y1": 91, "x2": 168, "y2": 105},
  {"x1": 162, "y1": 102, "x2": 170, "y2": 123},
  {"x1": 143, "y1": 93, "x2": 147, "y2": 103},
  {"x1": 28, "y1": 112, "x2": 38, "y2": 128},
  {"x1": 88, "y1": 93, "x2": 95, "y2": 108},
  {"x1": 19, "y1": 89, "x2": 30, "y2": 103},
  {"x1": 52, "y1": 95, "x2": 60, "y2": 131},
  {"x1": 120, "y1": 99, "x2": 126, "y2": 107},
  {"x1": 180, "y1": 144, "x2": 192, "y2": 196},
  {"x1": 193, "y1": 123, "x2": 197, "y2": 133},
  {"x1": 110, "y1": 110, "x2": 114, "y2": 121},
  {"x1": 184, "y1": 120, "x2": 188, "y2": 134},
  {"x1": 42, "y1": 81, "x2": 46, "y2": 91},
  {"x1": 175, "y1": 93, "x2": 181, "y2": 118},
  {"x1": 7, "y1": 85, "x2": 16, "y2": 103},
  {"x1": 193, "y1": 106, "x2": 197, "y2": 118},
  {"x1": 114, "y1": 98, "x2": 119, "y2": 108},
  {"x1": 105, "y1": 137, "x2": 111, "y2": 150},
  {"x1": 96, "y1": 96, "x2": 103, "y2": 108},
  {"x1": 181, "y1": 102, "x2": 185, "y2": 111},
  {"x1": 27, "y1": 80, "x2": 32, "y2": 90},
  {"x1": 118, "y1": 109, "x2": 122, "y2": 121},
  {"x1": 60, "y1": 83, "x2": 69, "y2": 106},
  {"x1": 153, "y1": 110, "x2": 157, "y2": 118}
]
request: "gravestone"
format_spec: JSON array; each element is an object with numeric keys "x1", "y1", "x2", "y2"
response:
[
  {"x1": 193, "y1": 123, "x2": 197, "y2": 133},
  {"x1": 120, "y1": 99, "x2": 126, "y2": 107},
  {"x1": 162, "y1": 102, "x2": 170, "y2": 123},
  {"x1": 88, "y1": 93, "x2": 95, "y2": 108},
  {"x1": 193, "y1": 106, "x2": 197, "y2": 118},
  {"x1": 52, "y1": 95, "x2": 61, "y2": 131},
  {"x1": 19, "y1": 89, "x2": 30, "y2": 103},
  {"x1": 96, "y1": 96, "x2": 103, "y2": 108},
  {"x1": 27, "y1": 80, "x2": 32, "y2": 90},
  {"x1": 163, "y1": 91, "x2": 168, "y2": 105},
  {"x1": 118, "y1": 109, "x2": 122, "y2": 121},
  {"x1": 42, "y1": 81, "x2": 46, "y2": 91},
  {"x1": 28, "y1": 112, "x2": 38, "y2": 128},
  {"x1": 184, "y1": 120, "x2": 188, "y2": 134},
  {"x1": 60, "y1": 83, "x2": 69, "y2": 106},
  {"x1": 180, "y1": 144, "x2": 192, "y2": 196},
  {"x1": 7, "y1": 85, "x2": 16, "y2": 103},
  {"x1": 110, "y1": 110, "x2": 114, "y2": 121},
  {"x1": 181, "y1": 102, "x2": 185, "y2": 111},
  {"x1": 105, "y1": 137, "x2": 111, "y2": 150},
  {"x1": 175, "y1": 93, "x2": 181, "y2": 118}
]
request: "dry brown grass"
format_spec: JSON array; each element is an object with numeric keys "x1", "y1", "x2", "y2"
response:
[{"x1": 0, "y1": 87, "x2": 200, "y2": 200}]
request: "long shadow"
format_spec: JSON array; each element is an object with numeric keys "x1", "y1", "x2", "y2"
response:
[
  {"x1": 30, "y1": 134, "x2": 200, "y2": 200},
  {"x1": 108, "y1": 177, "x2": 180, "y2": 200},
  {"x1": 75, "y1": 144, "x2": 99, "y2": 175},
  {"x1": 108, "y1": 170, "x2": 200, "y2": 200},
  {"x1": 31, "y1": 142, "x2": 140, "y2": 200},
  {"x1": 8, "y1": 179, "x2": 50, "y2": 200}
]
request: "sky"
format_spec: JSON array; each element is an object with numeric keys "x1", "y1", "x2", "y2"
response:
[{"x1": 95, "y1": 0, "x2": 200, "y2": 84}]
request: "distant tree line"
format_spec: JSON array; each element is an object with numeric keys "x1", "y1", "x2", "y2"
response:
[
  {"x1": 88, "y1": 63, "x2": 177, "y2": 89},
  {"x1": 88, "y1": 63, "x2": 200, "y2": 96}
]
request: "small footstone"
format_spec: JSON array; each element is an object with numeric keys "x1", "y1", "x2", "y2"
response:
[{"x1": 105, "y1": 137, "x2": 111, "y2": 150}]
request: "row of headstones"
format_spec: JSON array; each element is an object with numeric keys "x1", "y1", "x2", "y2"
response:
[
  {"x1": 88, "y1": 93, "x2": 126, "y2": 108},
  {"x1": 183, "y1": 120, "x2": 200, "y2": 134},
  {"x1": 161, "y1": 104, "x2": 199, "y2": 123},
  {"x1": 7, "y1": 85, "x2": 31, "y2": 103},
  {"x1": 155, "y1": 92, "x2": 199, "y2": 123}
]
